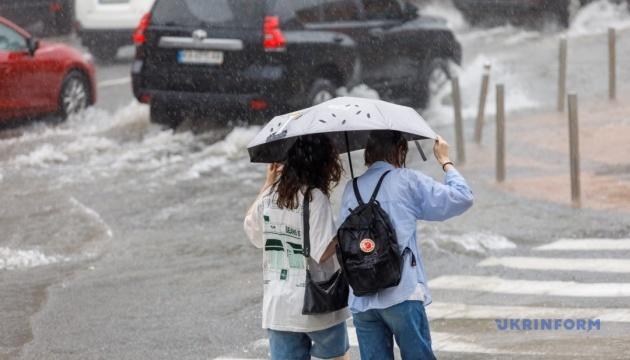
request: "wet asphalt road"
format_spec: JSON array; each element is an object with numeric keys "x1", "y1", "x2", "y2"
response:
[{"x1": 2, "y1": 2, "x2": 630, "y2": 359}]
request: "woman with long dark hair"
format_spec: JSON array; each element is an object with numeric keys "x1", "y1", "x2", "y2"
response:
[{"x1": 244, "y1": 135, "x2": 350, "y2": 360}]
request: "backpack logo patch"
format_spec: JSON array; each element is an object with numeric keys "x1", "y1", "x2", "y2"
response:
[{"x1": 360, "y1": 239, "x2": 376, "y2": 253}]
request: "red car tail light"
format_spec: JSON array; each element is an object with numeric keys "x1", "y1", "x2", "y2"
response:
[
  {"x1": 133, "y1": 13, "x2": 152, "y2": 45},
  {"x1": 263, "y1": 16, "x2": 286, "y2": 51},
  {"x1": 250, "y1": 99, "x2": 269, "y2": 110}
]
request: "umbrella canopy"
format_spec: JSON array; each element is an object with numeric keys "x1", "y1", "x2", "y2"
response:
[{"x1": 248, "y1": 97, "x2": 438, "y2": 164}]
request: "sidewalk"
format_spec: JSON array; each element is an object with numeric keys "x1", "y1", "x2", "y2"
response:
[{"x1": 461, "y1": 96, "x2": 630, "y2": 213}]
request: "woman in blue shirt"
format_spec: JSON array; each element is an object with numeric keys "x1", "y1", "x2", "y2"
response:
[{"x1": 338, "y1": 130, "x2": 474, "y2": 360}]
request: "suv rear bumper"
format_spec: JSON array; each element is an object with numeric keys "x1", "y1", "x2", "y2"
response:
[
  {"x1": 132, "y1": 61, "x2": 297, "y2": 114},
  {"x1": 143, "y1": 90, "x2": 276, "y2": 110}
]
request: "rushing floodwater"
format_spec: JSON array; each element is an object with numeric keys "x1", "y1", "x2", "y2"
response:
[{"x1": 2, "y1": 1, "x2": 630, "y2": 358}]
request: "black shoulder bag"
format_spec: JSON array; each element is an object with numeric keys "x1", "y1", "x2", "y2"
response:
[{"x1": 301, "y1": 190, "x2": 349, "y2": 315}]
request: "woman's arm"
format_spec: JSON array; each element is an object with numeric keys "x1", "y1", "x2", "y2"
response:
[
  {"x1": 243, "y1": 163, "x2": 283, "y2": 247},
  {"x1": 319, "y1": 237, "x2": 339, "y2": 263}
]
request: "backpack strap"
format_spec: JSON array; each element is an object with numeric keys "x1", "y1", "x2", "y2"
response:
[
  {"x1": 302, "y1": 189, "x2": 311, "y2": 259},
  {"x1": 352, "y1": 178, "x2": 364, "y2": 206},
  {"x1": 369, "y1": 170, "x2": 392, "y2": 203}
]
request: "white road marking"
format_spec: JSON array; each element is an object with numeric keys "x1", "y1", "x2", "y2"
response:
[
  {"x1": 478, "y1": 256, "x2": 630, "y2": 273},
  {"x1": 427, "y1": 302, "x2": 630, "y2": 322},
  {"x1": 535, "y1": 238, "x2": 630, "y2": 251},
  {"x1": 429, "y1": 275, "x2": 630, "y2": 297},
  {"x1": 98, "y1": 77, "x2": 131, "y2": 88}
]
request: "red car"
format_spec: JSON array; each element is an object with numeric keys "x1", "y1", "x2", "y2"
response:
[{"x1": 0, "y1": 16, "x2": 96, "y2": 124}]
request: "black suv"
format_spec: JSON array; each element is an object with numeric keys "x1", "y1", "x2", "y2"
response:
[{"x1": 131, "y1": 0, "x2": 462, "y2": 127}]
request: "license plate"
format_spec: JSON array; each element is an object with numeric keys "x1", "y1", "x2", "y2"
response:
[{"x1": 177, "y1": 50, "x2": 224, "y2": 65}]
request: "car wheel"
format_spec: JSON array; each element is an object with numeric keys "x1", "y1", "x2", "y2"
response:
[
  {"x1": 90, "y1": 46, "x2": 118, "y2": 63},
  {"x1": 59, "y1": 71, "x2": 90, "y2": 119},
  {"x1": 412, "y1": 58, "x2": 452, "y2": 109},
  {"x1": 305, "y1": 79, "x2": 337, "y2": 107},
  {"x1": 150, "y1": 102, "x2": 184, "y2": 129}
]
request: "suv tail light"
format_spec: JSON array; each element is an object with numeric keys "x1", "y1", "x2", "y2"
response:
[
  {"x1": 263, "y1": 16, "x2": 286, "y2": 51},
  {"x1": 133, "y1": 13, "x2": 152, "y2": 45}
]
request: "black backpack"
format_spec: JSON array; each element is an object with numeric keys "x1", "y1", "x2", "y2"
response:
[{"x1": 337, "y1": 170, "x2": 415, "y2": 297}]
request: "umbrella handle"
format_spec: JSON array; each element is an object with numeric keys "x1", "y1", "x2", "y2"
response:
[{"x1": 414, "y1": 141, "x2": 428, "y2": 162}]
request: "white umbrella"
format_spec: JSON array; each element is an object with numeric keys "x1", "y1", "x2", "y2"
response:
[{"x1": 248, "y1": 97, "x2": 437, "y2": 175}]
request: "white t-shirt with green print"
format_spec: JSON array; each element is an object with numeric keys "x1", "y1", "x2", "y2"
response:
[{"x1": 244, "y1": 188, "x2": 350, "y2": 332}]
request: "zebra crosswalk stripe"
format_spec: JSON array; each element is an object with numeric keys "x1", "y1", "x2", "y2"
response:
[
  {"x1": 478, "y1": 256, "x2": 630, "y2": 273},
  {"x1": 534, "y1": 238, "x2": 630, "y2": 251},
  {"x1": 429, "y1": 275, "x2": 630, "y2": 297},
  {"x1": 427, "y1": 302, "x2": 630, "y2": 322}
]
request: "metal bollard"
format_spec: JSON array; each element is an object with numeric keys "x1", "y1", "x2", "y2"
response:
[
  {"x1": 609, "y1": 28, "x2": 617, "y2": 101},
  {"x1": 496, "y1": 84, "x2": 506, "y2": 183},
  {"x1": 452, "y1": 76, "x2": 465, "y2": 164},
  {"x1": 558, "y1": 37, "x2": 567, "y2": 112},
  {"x1": 474, "y1": 63, "x2": 491, "y2": 143},
  {"x1": 568, "y1": 94, "x2": 581, "y2": 208}
]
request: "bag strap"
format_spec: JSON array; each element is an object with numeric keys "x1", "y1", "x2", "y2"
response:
[
  {"x1": 369, "y1": 170, "x2": 391, "y2": 203},
  {"x1": 302, "y1": 189, "x2": 311, "y2": 259},
  {"x1": 352, "y1": 178, "x2": 364, "y2": 206},
  {"x1": 353, "y1": 170, "x2": 392, "y2": 205}
]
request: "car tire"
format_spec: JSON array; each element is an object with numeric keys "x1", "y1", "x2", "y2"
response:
[
  {"x1": 150, "y1": 102, "x2": 184, "y2": 129},
  {"x1": 90, "y1": 46, "x2": 118, "y2": 63},
  {"x1": 305, "y1": 79, "x2": 337, "y2": 107},
  {"x1": 412, "y1": 57, "x2": 452, "y2": 109},
  {"x1": 59, "y1": 71, "x2": 90, "y2": 120}
]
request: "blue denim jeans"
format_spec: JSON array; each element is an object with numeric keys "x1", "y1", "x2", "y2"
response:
[
  {"x1": 352, "y1": 300, "x2": 435, "y2": 360},
  {"x1": 268, "y1": 321, "x2": 349, "y2": 360}
]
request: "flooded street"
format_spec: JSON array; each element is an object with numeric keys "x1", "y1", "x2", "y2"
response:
[{"x1": 2, "y1": 1, "x2": 630, "y2": 359}]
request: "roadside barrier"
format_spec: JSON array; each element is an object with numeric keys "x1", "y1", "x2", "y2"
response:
[
  {"x1": 496, "y1": 84, "x2": 506, "y2": 183},
  {"x1": 474, "y1": 63, "x2": 491, "y2": 143},
  {"x1": 567, "y1": 94, "x2": 581, "y2": 208},
  {"x1": 452, "y1": 76, "x2": 466, "y2": 164},
  {"x1": 609, "y1": 28, "x2": 617, "y2": 101},
  {"x1": 558, "y1": 37, "x2": 568, "y2": 112}
]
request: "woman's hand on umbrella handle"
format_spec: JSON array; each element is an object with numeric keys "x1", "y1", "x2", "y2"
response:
[
  {"x1": 433, "y1": 136, "x2": 451, "y2": 166},
  {"x1": 264, "y1": 163, "x2": 284, "y2": 188}
]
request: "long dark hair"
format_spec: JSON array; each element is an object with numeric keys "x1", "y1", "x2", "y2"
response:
[
  {"x1": 276, "y1": 135, "x2": 343, "y2": 209},
  {"x1": 364, "y1": 130, "x2": 408, "y2": 168}
]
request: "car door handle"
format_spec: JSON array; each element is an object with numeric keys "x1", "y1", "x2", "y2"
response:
[{"x1": 333, "y1": 36, "x2": 344, "y2": 43}]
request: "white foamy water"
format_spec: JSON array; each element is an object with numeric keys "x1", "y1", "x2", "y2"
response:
[
  {"x1": 569, "y1": 0, "x2": 630, "y2": 36},
  {"x1": 0, "y1": 247, "x2": 69, "y2": 271},
  {"x1": 420, "y1": 0, "x2": 468, "y2": 31},
  {"x1": 423, "y1": 55, "x2": 539, "y2": 126},
  {"x1": 69, "y1": 197, "x2": 114, "y2": 239},
  {"x1": 13, "y1": 144, "x2": 69, "y2": 167},
  {"x1": 182, "y1": 126, "x2": 261, "y2": 180},
  {"x1": 423, "y1": 230, "x2": 517, "y2": 256},
  {"x1": 337, "y1": 84, "x2": 380, "y2": 99}
]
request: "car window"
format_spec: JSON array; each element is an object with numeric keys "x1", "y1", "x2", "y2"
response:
[
  {"x1": 0, "y1": 24, "x2": 27, "y2": 52},
  {"x1": 361, "y1": 0, "x2": 403, "y2": 20},
  {"x1": 320, "y1": 0, "x2": 360, "y2": 22},
  {"x1": 152, "y1": 0, "x2": 265, "y2": 28}
]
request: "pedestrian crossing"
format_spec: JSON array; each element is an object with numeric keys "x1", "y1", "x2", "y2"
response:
[
  {"x1": 216, "y1": 237, "x2": 630, "y2": 359},
  {"x1": 477, "y1": 256, "x2": 630, "y2": 273},
  {"x1": 429, "y1": 275, "x2": 630, "y2": 297},
  {"x1": 534, "y1": 238, "x2": 630, "y2": 251}
]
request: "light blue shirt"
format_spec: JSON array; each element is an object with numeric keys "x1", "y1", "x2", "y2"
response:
[{"x1": 338, "y1": 161, "x2": 474, "y2": 313}]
